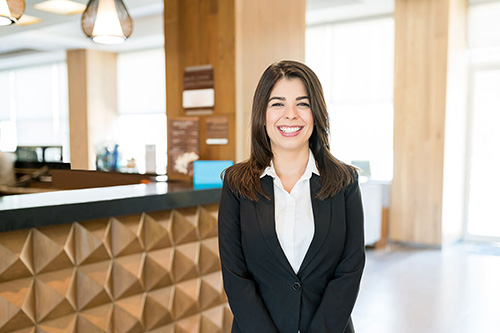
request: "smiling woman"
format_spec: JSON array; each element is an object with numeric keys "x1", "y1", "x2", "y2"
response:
[
  {"x1": 225, "y1": 60, "x2": 355, "y2": 201},
  {"x1": 218, "y1": 60, "x2": 365, "y2": 333}
]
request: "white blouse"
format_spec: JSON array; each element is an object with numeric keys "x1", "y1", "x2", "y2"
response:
[{"x1": 261, "y1": 150, "x2": 319, "y2": 274}]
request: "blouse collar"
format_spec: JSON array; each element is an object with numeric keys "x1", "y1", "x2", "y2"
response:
[{"x1": 261, "y1": 149, "x2": 320, "y2": 179}]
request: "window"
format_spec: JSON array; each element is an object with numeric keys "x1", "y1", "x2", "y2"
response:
[
  {"x1": 465, "y1": 1, "x2": 500, "y2": 240},
  {"x1": 306, "y1": 17, "x2": 394, "y2": 180},
  {"x1": 0, "y1": 63, "x2": 69, "y2": 161},
  {"x1": 115, "y1": 48, "x2": 167, "y2": 174},
  {"x1": 466, "y1": 68, "x2": 500, "y2": 239}
]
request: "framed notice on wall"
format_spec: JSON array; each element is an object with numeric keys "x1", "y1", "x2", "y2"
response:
[
  {"x1": 182, "y1": 65, "x2": 214, "y2": 115},
  {"x1": 167, "y1": 117, "x2": 200, "y2": 180},
  {"x1": 205, "y1": 116, "x2": 228, "y2": 145}
]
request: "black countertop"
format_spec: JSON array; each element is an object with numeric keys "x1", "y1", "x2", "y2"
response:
[{"x1": 0, "y1": 182, "x2": 222, "y2": 232}]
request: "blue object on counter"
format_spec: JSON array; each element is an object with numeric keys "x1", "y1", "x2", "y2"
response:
[{"x1": 193, "y1": 160, "x2": 234, "y2": 190}]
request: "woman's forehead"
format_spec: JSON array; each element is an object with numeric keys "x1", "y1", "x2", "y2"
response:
[{"x1": 269, "y1": 78, "x2": 308, "y2": 96}]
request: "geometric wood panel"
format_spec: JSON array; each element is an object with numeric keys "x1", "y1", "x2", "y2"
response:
[{"x1": 0, "y1": 205, "x2": 231, "y2": 332}]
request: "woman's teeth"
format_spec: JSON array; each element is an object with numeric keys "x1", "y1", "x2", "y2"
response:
[{"x1": 279, "y1": 126, "x2": 302, "y2": 133}]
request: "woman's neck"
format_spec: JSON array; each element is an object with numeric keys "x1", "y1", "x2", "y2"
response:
[{"x1": 272, "y1": 146, "x2": 310, "y2": 192}]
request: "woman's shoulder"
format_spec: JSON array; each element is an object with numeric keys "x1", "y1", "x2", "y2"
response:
[
  {"x1": 222, "y1": 159, "x2": 263, "y2": 202},
  {"x1": 222, "y1": 160, "x2": 253, "y2": 192},
  {"x1": 223, "y1": 160, "x2": 252, "y2": 180}
]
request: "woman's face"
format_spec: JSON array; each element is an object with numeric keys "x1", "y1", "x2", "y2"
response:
[{"x1": 265, "y1": 78, "x2": 314, "y2": 155}]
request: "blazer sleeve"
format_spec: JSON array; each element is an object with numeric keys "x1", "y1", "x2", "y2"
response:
[
  {"x1": 218, "y1": 180, "x2": 279, "y2": 332},
  {"x1": 308, "y1": 173, "x2": 366, "y2": 333}
]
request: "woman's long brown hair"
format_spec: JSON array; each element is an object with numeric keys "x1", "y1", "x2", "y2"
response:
[{"x1": 224, "y1": 60, "x2": 355, "y2": 201}]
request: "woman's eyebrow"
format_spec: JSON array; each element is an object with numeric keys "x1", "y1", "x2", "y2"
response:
[
  {"x1": 268, "y1": 96, "x2": 309, "y2": 102},
  {"x1": 268, "y1": 96, "x2": 285, "y2": 102}
]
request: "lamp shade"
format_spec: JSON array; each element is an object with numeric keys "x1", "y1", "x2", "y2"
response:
[
  {"x1": 0, "y1": 0, "x2": 25, "y2": 26},
  {"x1": 81, "y1": 0, "x2": 133, "y2": 45}
]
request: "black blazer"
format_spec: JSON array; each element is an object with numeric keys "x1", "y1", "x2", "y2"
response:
[{"x1": 218, "y1": 173, "x2": 365, "y2": 333}]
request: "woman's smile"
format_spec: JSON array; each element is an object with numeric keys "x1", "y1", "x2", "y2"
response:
[{"x1": 278, "y1": 125, "x2": 304, "y2": 136}]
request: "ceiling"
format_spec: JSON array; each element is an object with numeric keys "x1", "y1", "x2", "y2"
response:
[
  {"x1": 0, "y1": 0, "x2": 395, "y2": 69},
  {"x1": 0, "y1": 0, "x2": 164, "y2": 66}
]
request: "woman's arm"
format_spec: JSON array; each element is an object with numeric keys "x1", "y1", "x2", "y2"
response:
[
  {"x1": 308, "y1": 173, "x2": 366, "y2": 333},
  {"x1": 218, "y1": 180, "x2": 279, "y2": 332}
]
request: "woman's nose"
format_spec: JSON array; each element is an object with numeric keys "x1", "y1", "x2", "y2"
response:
[{"x1": 284, "y1": 106, "x2": 298, "y2": 119}]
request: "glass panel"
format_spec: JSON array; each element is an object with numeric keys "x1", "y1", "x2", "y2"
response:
[
  {"x1": 306, "y1": 25, "x2": 333, "y2": 100},
  {"x1": 117, "y1": 48, "x2": 166, "y2": 115},
  {"x1": 330, "y1": 19, "x2": 394, "y2": 103},
  {"x1": 467, "y1": 69, "x2": 500, "y2": 238},
  {"x1": 468, "y1": 2, "x2": 500, "y2": 48},
  {"x1": 14, "y1": 65, "x2": 54, "y2": 120},
  {"x1": 306, "y1": 17, "x2": 394, "y2": 180},
  {"x1": 0, "y1": 71, "x2": 11, "y2": 121},
  {"x1": 0, "y1": 63, "x2": 69, "y2": 160},
  {"x1": 116, "y1": 114, "x2": 167, "y2": 174},
  {"x1": 16, "y1": 119, "x2": 67, "y2": 146}
]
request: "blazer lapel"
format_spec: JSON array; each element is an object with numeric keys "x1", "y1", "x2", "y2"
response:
[
  {"x1": 255, "y1": 176, "x2": 296, "y2": 275},
  {"x1": 298, "y1": 174, "x2": 332, "y2": 275}
]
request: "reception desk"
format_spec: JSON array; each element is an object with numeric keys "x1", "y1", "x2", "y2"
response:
[
  {"x1": 359, "y1": 180, "x2": 391, "y2": 247},
  {"x1": 0, "y1": 183, "x2": 231, "y2": 332}
]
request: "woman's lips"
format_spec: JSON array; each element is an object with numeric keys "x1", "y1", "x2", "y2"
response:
[{"x1": 277, "y1": 126, "x2": 304, "y2": 137}]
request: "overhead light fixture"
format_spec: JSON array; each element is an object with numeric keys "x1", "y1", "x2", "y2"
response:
[
  {"x1": 17, "y1": 14, "x2": 43, "y2": 26},
  {"x1": 0, "y1": 0, "x2": 25, "y2": 26},
  {"x1": 81, "y1": 0, "x2": 133, "y2": 45},
  {"x1": 34, "y1": 0, "x2": 86, "y2": 15}
]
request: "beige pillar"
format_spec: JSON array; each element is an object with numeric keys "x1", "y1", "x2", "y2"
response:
[
  {"x1": 67, "y1": 49, "x2": 118, "y2": 170},
  {"x1": 390, "y1": 0, "x2": 467, "y2": 246},
  {"x1": 235, "y1": 0, "x2": 306, "y2": 161}
]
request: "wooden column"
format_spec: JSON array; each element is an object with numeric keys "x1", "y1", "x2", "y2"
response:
[
  {"x1": 390, "y1": 0, "x2": 467, "y2": 246},
  {"x1": 164, "y1": 0, "x2": 236, "y2": 180},
  {"x1": 67, "y1": 49, "x2": 118, "y2": 170},
  {"x1": 235, "y1": 0, "x2": 306, "y2": 161},
  {"x1": 163, "y1": 0, "x2": 306, "y2": 173}
]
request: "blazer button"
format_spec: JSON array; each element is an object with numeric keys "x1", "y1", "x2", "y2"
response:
[{"x1": 292, "y1": 282, "x2": 301, "y2": 291}]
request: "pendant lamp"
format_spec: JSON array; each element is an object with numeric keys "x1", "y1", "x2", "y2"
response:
[
  {"x1": 81, "y1": 0, "x2": 133, "y2": 45},
  {"x1": 0, "y1": 0, "x2": 25, "y2": 26}
]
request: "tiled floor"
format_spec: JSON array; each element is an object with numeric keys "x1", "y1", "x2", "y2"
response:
[{"x1": 352, "y1": 242, "x2": 500, "y2": 333}]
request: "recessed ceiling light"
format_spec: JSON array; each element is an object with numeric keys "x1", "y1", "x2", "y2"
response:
[
  {"x1": 34, "y1": 0, "x2": 86, "y2": 15},
  {"x1": 17, "y1": 14, "x2": 43, "y2": 26}
]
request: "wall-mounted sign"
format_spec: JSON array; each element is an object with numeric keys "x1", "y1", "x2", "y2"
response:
[
  {"x1": 183, "y1": 65, "x2": 214, "y2": 115},
  {"x1": 205, "y1": 116, "x2": 229, "y2": 145},
  {"x1": 168, "y1": 117, "x2": 200, "y2": 178}
]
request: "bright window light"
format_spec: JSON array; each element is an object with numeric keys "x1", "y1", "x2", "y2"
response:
[
  {"x1": 306, "y1": 17, "x2": 395, "y2": 181},
  {"x1": 34, "y1": 0, "x2": 86, "y2": 15}
]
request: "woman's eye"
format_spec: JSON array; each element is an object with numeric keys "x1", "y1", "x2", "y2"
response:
[
  {"x1": 298, "y1": 102, "x2": 310, "y2": 107},
  {"x1": 271, "y1": 102, "x2": 284, "y2": 107}
]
